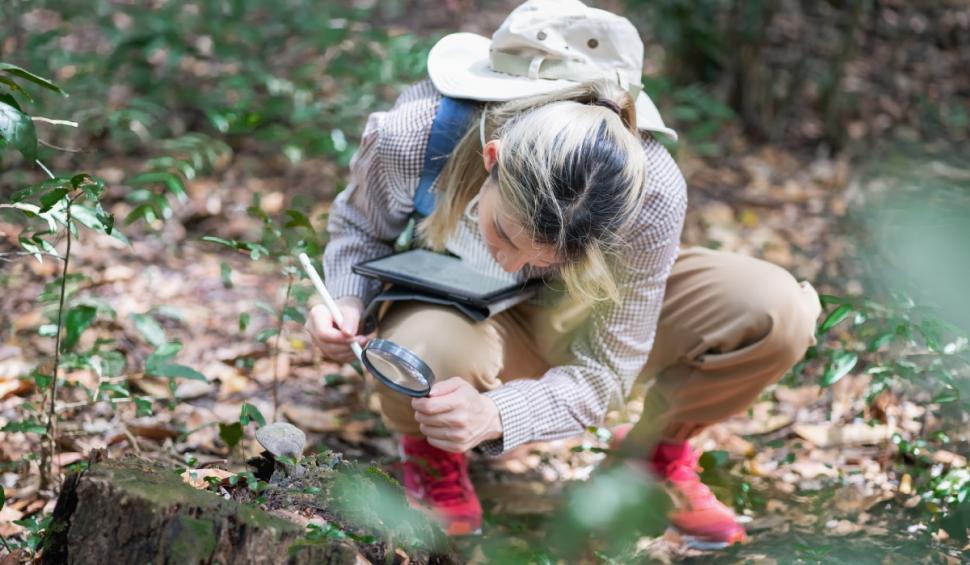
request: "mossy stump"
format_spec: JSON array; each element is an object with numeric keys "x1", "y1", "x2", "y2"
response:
[{"x1": 44, "y1": 455, "x2": 358, "y2": 564}]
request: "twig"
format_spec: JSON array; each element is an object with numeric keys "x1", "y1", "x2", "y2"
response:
[
  {"x1": 272, "y1": 275, "x2": 294, "y2": 422},
  {"x1": 38, "y1": 138, "x2": 82, "y2": 153},
  {"x1": 30, "y1": 116, "x2": 79, "y2": 128},
  {"x1": 0, "y1": 250, "x2": 64, "y2": 262},
  {"x1": 55, "y1": 395, "x2": 168, "y2": 414},
  {"x1": 43, "y1": 199, "x2": 70, "y2": 489},
  {"x1": 34, "y1": 159, "x2": 55, "y2": 179},
  {"x1": 123, "y1": 428, "x2": 142, "y2": 455},
  {"x1": 35, "y1": 160, "x2": 70, "y2": 492},
  {"x1": 0, "y1": 533, "x2": 11, "y2": 554}
]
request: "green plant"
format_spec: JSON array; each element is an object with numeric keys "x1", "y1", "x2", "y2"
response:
[
  {"x1": 642, "y1": 76, "x2": 735, "y2": 156},
  {"x1": 6, "y1": 0, "x2": 434, "y2": 168},
  {"x1": 1, "y1": 59, "x2": 209, "y2": 491},
  {"x1": 203, "y1": 191, "x2": 330, "y2": 418}
]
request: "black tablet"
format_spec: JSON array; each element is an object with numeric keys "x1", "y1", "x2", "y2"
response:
[{"x1": 352, "y1": 249, "x2": 532, "y2": 305}]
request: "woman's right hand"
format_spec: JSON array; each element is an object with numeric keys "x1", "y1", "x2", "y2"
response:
[{"x1": 305, "y1": 296, "x2": 367, "y2": 364}]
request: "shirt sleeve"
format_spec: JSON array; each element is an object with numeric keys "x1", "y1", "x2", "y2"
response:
[
  {"x1": 323, "y1": 81, "x2": 440, "y2": 303},
  {"x1": 479, "y1": 141, "x2": 688, "y2": 455}
]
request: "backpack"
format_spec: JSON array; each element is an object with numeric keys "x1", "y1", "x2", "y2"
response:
[{"x1": 393, "y1": 95, "x2": 478, "y2": 251}]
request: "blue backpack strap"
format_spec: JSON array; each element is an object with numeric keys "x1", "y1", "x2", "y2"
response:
[{"x1": 413, "y1": 96, "x2": 477, "y2": 218}]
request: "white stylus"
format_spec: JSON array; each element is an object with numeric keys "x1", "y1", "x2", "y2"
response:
[{"x1": 298, "y1": 252, "x2": 364, "y2": 361}]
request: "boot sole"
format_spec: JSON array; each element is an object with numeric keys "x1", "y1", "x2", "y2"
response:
[{"x1": 674, "y1": 527, "x2": 747, "y2": 550}]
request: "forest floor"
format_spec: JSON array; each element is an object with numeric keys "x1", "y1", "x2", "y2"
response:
[{"x1": 2, "y1": 136, "x2": 967, "y2": 563}]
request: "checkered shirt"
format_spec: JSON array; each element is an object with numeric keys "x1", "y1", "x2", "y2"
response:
[{"x1": 323, "y1": 80, "x2": 687, "y2": 455}]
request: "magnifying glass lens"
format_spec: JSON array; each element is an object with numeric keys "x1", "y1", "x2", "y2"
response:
[
  {"x1": 365, "y1": 348, "x2": 427, "y2": 390},
  {"x1": 360, "y1": 339, "x2": 436, "y2": 397}
]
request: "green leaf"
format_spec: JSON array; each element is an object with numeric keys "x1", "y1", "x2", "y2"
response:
[
  {"x1": 0, "y1": 480, "x2": 4, "y2": 510},
  {"x1": 940, "y1": 499, "x2": 970, "y2": 543},
  {"x1": 699, "y1": 450, "x2": 731, "y2": 470},
  {"x1": 151, "y1": 342, "x2": 183, "y2": 359},
  {"x1": 99, "y1": 382, "x2": 130, "y2": 398},
  {"x1": 72, "y1": 174, "x2": 105, "y2": 201},
  {"x1": 38, "y1": 188, "x2": 69, "y2": 213},
  {"x1": 11, "y1": 178, "x2": 62, "y2": 202},
  {"x1": 0, "y1": 98, "x2": 38, "y2": 162},
  {"x1": 153, "y1": 363, "x2": 207, "y2": 381},
  {"x1": 31, "y1": 371, "x2": 52, "y2": 389},
  {"x1": 125, "y1": 203, "x2": 158, "y2": 225},
  {"x1": 283, "y1": 306, "x2": 305, "y2": 325},
  {"x1": 255, "y1": 328, "x2": 278, "y2": 342},
  {"x1": 818, "y1": 294, "x2": 851, "y2": 308},
  {"x1": 134, "y1": 396, "x2": 154, "y2": 417},
  {"x1": 821, "y1": 350, "x2": 858, "y2": 387},
  {"x1": 201, "y1": 235, "x2": 236, "y2": 248},
  {"x1": 97, "y1": 350, "x2": 126, "y2": 378},
  {"x1": 219, "y1": 422, "x2": 243, "y2": 450},
  {"x1": 284, "y1": 210, "x2": 313, "y2": 230},
  {"x1": 240, "y1": 403, "x2": 266, "y2": 427},
  {"x1": 819, "y1": 304, "x2": 853, "y2": 332},
  {"x1": 0, "y1": 63, "x2": 67, "y2": 96},
  {"x1": 238, "y1": 312, "x2": 251, "y2": 332},
  {"x1": 0, "y1": 77, "x2": 32, "y2": 101},
  {"x1": 220, "y1": 261, "x2": 233, "y2": 289},
  {"x1": 131, "y1": 313, "x2": 167, "y2": 347},
  {"x1": 2, "y1": 419, "x2": 46, "y2": 434},
  {"x1": 129, "y1": 171, "x2": 187, "y2": 202},
  {"x1": 145, "y1": 342, "x2": 182, "y2": 375},
  {"x1": 868, "y1": 331, "x2": 895, "y2": 351},
  {"x1": 96, "y1": 206, "x2": 116, "y2": 236},
  {"x1": 62, "y1": 305, "x2": 97, "y2": 352}
]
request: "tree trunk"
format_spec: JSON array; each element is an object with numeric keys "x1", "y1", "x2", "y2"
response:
[{"x1": 43, "y1": 454, "x2": 360, "y2": 565}]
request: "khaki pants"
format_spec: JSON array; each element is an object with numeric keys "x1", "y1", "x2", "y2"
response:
[{"x1": 375, "y1": 247, "x2": 821, "y2": 447}]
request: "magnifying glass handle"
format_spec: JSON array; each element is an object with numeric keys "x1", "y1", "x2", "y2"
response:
[{"x1": 298, "y1": 253, "x2": 364, "y2": 361}]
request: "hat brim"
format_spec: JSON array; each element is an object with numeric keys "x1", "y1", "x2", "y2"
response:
[{"x1": 427, "y1": 32, "x2": 677, "y2": 140}]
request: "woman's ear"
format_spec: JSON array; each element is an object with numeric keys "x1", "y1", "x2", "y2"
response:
[{"x1": 482, "y1": 139, "x2": 501, "y2": 173}]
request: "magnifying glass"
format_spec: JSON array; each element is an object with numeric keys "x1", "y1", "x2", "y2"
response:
[{"x1": 298, "y1": 253, "x2": 436, "y2": 397}]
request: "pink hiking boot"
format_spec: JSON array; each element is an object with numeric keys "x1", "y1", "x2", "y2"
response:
[
  {"x1": 612, "y1": 424, "x2": 747, "y2": 549},
  {"x1": 400, "y1": 435, "x2": 482, "y2": 536}
]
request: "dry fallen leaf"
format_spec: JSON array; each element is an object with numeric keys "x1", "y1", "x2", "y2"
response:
[
  {"x1": 931, "y1": 450, "x2": 967, "y2": 468},
  {"x1": 253, "y1": 353, "x2": 290, "y2": 384},
  {"x1": 0, "y1": 505, "x2": 24, "y2": 537},
  {"x1": 339, "y1": 418, "x2": 374, "y2": 444},
  {"x1": 788, "y1": 459, "x2": 839, "y2": 479},
  {"x1": 773, "y1": 385, "x2": 821, "y2": 407},
  {"x1": 792, "y1": 422, "x2": 892, "y2": 447},
  {"x1": 0, "y1": 378, "x2": 33, "y2": 400},
  {"x1": 726, "y1": 401, "x2": 794, "y2": 436},
  {"x1": 282, "y1": 404, "x2": 348, "y2": 433},
  {"x1": 826, "y1": 518, "x2": 864, "y2": 536},
  {"x1": 53, "y1": 451, "x2": 85, "y2": 468},
  {"x1": 129, "y1": 374, "x2": 171, "y2": 398},
  {"x1": 175, "y1": 379, "x2": 215, "y2": 400},
  {"x1": 180, "y1": 468, "x2": 235, "y2": 490},
  {"x1": 128, "y1": 424, "x2": 181, "y2": 441}
]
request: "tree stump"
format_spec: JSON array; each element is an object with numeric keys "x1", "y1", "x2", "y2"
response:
[{"x1": 43, "y1": 455, "x2": 359, "y2": 564}]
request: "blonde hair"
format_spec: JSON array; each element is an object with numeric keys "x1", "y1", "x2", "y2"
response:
[{"x1": 419, "y1": 80, "x2": 647, "y2": 305}]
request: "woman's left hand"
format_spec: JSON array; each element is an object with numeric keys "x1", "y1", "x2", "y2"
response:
[{"x1": 412, "y1": 377, "x2": 503, "y2": 453}]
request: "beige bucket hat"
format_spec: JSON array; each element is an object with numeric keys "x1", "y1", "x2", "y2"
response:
[{"x1": 427, "y1": 0, "x2": 676, "y2": 139}]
